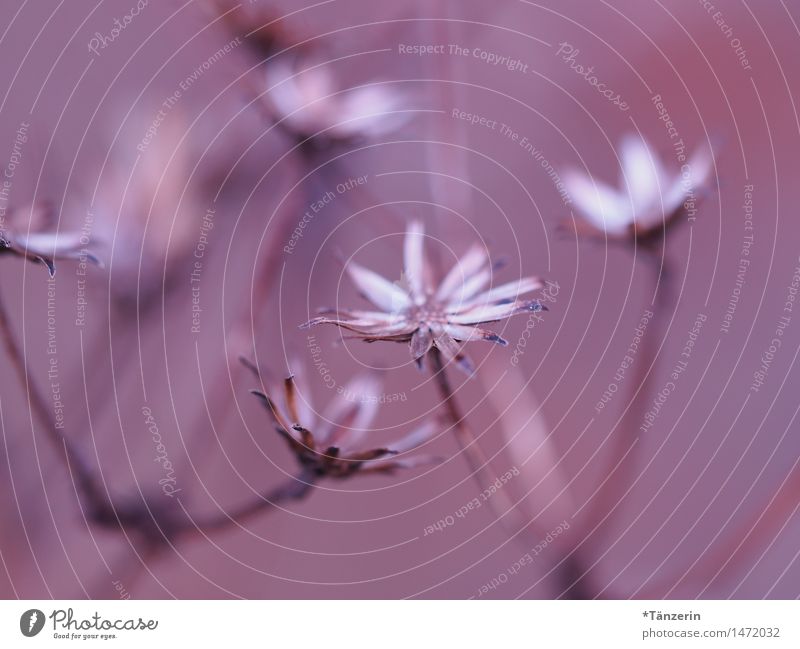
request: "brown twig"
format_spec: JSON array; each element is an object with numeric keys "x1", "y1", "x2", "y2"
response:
[
  {"x1": 428, "y1": 348, "x2": 531, "y2": 538},
  {"x1": 563, "y1": 247, "x2": 670, "y2": 598},
  {"x1": 190, "y1": 469, "x2": 316, "y2": 534},
  {"x1": 0, "y1": 282, "x2": 109, "y2": 518},
  {"x1": 589, "y1": 249, "x2": 668, "y2": 528},
  {"x1": 587, "y1": 248, "x2": 670, "y2": 531},
  {"x1": 428, "y1": 347, "x2": 500, "y2": 479},
  {"x1": 429, "y1": 347, "x2": 597, "y2": 598}
]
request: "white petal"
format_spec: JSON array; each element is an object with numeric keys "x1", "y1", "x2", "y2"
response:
[
  {"x1": 302, "y1": 315, "x2": 416, "y2": 338},
  {"x1": 443, "y1": 324, "x2": 507, "y2": 346},
  {"x1": 635, "y1": 147, "x2": 713, "y2": 230},
  {"x1": 19, "y1": 232, "x2": 82, "y2": 256},
  {"x1": 410, "y1": 326, "x2": 433, "y2": 360},
  {"x1": 432, "y1": 325, "x2": 474, "y2": 373},
  {"x1": 403, "y1": 220, "x2": 426, "y2": 304},
  {"x1": 451, "y1": 277, "x2": 544, "y2": 312},
  {"x1": 449, "y1": 300, "x2": 542, "y2": 325},
  {"x1": 333, "y1": 85, "x2": 402, "y2": 138},
  {"x1": 389, "y1": 419, "x2": 439, "y2": 453},
  {"x1": 688, "y1": 147, "x2": 713, "y2": 188},
  {"x1": 346, "y1": 260, "x2": 411, "y2": 312},
  {"x1": 449, "y1": 267, "x2": 492, "y2": 309},
  {"x1": 620, "y1": 135, "x2": 665, "y2": 212},
  {"x1": 317, "y1": 308, "x2": 405, "y2": 322},
  {"x1": 266, "y1": 60, "x2": 332, "y2": 134},
  {"x1": 563, "y1": 170, "x2": 631, "y2": 234},
  {"x1": 436, "y1": 243, "x2": 489, "y2": 301},
  {"x1": 663, "y1": 147, "x2": 713, "y2": 217},
  {"x1": 319, "y1": 373, "x2": 382, "y2": 447}
]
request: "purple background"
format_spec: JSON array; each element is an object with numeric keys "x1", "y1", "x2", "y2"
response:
[{"x1": 0, "y1": 0, "x2": 799, "y2": 598}]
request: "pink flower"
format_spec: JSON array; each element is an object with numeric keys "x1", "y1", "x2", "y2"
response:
[
  {"x1": 264, "y1": 56, "x2": 408, "y2": 144},
  {"x1": 302, "y1": 221, "x2": 547, "y2": 373},
  {"x1": 245, "y1": 360, "x2": 440, "y2": 479},
  {"x1": 562, "y1": 135, "x2": 713, "y2": 240},
  {"x1": 0, "y1": 202, "x2": 100, "y2": 276}
]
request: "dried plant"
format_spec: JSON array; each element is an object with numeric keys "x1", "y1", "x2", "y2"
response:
[
  {"x1": 303, "y1": 220, "x2": 551, "y2": 553},
  {"x1": 562, "y1": 135, "x2": 712, "y2": 245},
  {"x1": 0, "y1": 206, "x2": 111, "y2": 540},
  {"x1": 303, "y1": 220, "x2": 546, "y2": 374},
  {"x1": 188, "y1": 360, "x2": 441, "y2": 535},
  {"x1": 2, "y1": 0, "x2": 784, "y2": 602},
  {"x1": 559, "y1": 136, "x2": 716, "y2": 595},
  {"x1": 245, "y1": 360, "x2": 441, "y2": 480},
  {"x1": 264, "y1": 55, "x2": 410, "y2": 148}
]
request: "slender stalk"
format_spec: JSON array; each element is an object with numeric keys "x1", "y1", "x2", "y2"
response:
[
  {"x1": 0, "y1": 283, "x2": 107, "y2": 516},
  {"x1": 86, "y1": 470, "x2": 317, "y2": 598},
  {"x1": 430, "y1": 347, "x2": 598, "y2": 598},
  {"x1": 558, "y1": 250, "x2": 669, "y2": 599},
  {"x1": 428, "y1": 347, "x2": 528, "y2": 539},
  {"x1": 584, "y1": 250, "x2": 669, "y2": 533},
  {"x1": 190, "y1": 469, "x2": 316, "y2": 534},
  {"x1": 0, "y1": 282, "x2": 178, "y2": 547}
]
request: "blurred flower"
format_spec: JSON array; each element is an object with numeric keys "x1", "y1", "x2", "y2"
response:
[
  {"x1": 562, "y1": 135, "x2": 713, "y2": 241},
  {"x1": 0, "y1": 202, "x2": 100, "y2": 276},
  {"x1": 302, "y1": 221, "x2": 546, "y2": 373},
  {"x1": 94, "y1": 108, "x2": 203, "y2": 307},
  {"x1": 246, "y1": 360, "x2": 440, "y2": 479},
  {"x1": 264, "y1": 56, "x2": 409, "y2": 145}
]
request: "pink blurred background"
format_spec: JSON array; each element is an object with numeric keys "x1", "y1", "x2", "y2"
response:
[{"x1": 1, "y1": 0, "x2": 799, "y2": 598}]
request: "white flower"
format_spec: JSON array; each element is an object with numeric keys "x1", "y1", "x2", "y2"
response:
[
  {"x1": 264, "y1": 57, "x2": 408, "y2": 144},
  {"x1": 302, "y1": 221, "x2": 547, "y2": 374},
  {"x1": 0, "y1": 202, "x2": 100, "y2": 275},
  {"x1": 245, "y1": 360, "x2": 440, "y2": 478},
  {"x1": 563, "y1": 135, "x2": 713, "y2": 239}
]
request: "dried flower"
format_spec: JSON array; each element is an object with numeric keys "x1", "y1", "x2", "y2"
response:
[
  {"x1": 264, "y1": 56, "x2": 408, "y2": 145},
  {"x1": 302, "y1": 221, "x2": 547, "y2": 373},
  {"x1": 0, "y1": 202, "x2": 100, "y2": 276},
  {"x1": 562, "y1": 135, "x2": 713, "y2": 242},
  {"x1": 245, "y1": 360, "x2": 440, "y2": 479}
]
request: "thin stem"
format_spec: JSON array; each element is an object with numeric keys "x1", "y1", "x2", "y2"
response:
[
  {"x1": 0, "y1": 283, "x2": 106, "y2": 515},
  {"x1": 586, "y1": 251, "x2": 670, "y2": 532},
  {"x1": 430, "y1": 347, "x2": 598, "y2": 598},
  {"x1": 428, "y1": 347, "x2": 527, "y2": 539},
  {"x1": 85, "y1": 470, "x2": 317, "y2": 596},
  {"x1": 0, "y1": 282, "x2": 182, "y2": 547},
  {"x1": 558, "y1": 251, "x2": 668, "y2": 599},
  {"x1": 190, "y1": 469, "x2": 316, "y2": 534}
]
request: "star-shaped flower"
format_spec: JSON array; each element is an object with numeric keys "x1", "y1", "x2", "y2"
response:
[
  {"x1": 562, "y1": 135, "x2": 713, "y2": 242},
  {"x1": 245, "y1": 360, "x2": 440, "y2": 479},
  {"x1": 302, "y1": 222, "x2": 547, "y2": 373},
  {"x1": 264, "y1": 56, "x2": 409, "y2": 146},
  {"x1": 0, "y1": 202, "x2": 100, "y2": 275}
]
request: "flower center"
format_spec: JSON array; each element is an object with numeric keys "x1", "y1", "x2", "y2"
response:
[{"x1": 408, "y1": 301, "x2": 448, "y2": 326}]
